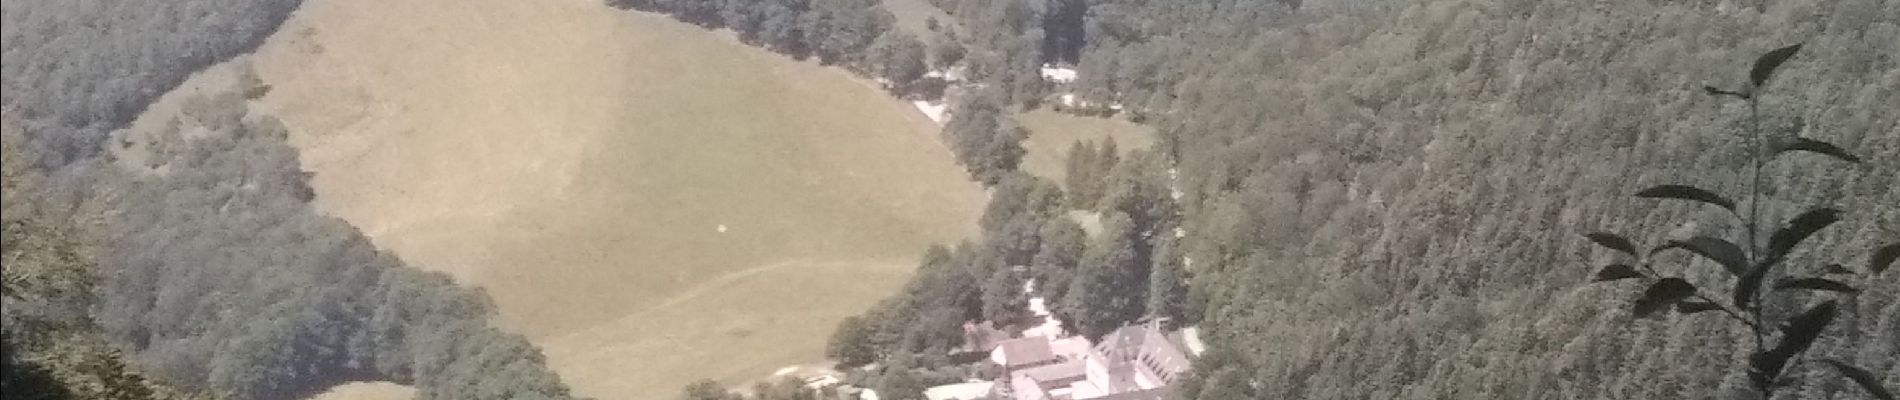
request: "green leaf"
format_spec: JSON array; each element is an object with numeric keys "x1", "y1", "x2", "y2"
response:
[
  {"x1": 1874, "y1": 243, "x2": 1899, "y2": 275},
  {"x1": 1779, "y1": 301, "x2": 1836, "y2": 348},
  {"x1": 1675, "y1": 301, "x2": 1723, "y2": 314},
  {"x1": 1651, "y1": 237, "x2": 1750, "y2": 276},
  {"x1": 1635, "y1": 185, "x2": 1738, "y2": 213},
  {"x1": 1775, "y1": 138, "x2": 1862, "y2": 164},
  {"x1": 1593, "y1": 264, "x2": 1643, "y2": 282},
  {"x1": 1767, "y1": 208, "x2": 1843, "y2": 259},
  {"x1": 1749, "y1": 301, "x2": 1837, "y2": 389},
  {"x1": 1735, "y1": 268, "x2": 1766, "y2": 312},
  {"x1": 1818, "y1": 359, "x2": 1897, "y2": 400},
  {"x1": 1633, "y1": 278, "x2": 1696, "y2": 318},
  {"x1": 1749, "y1": 353, "x2": 1775, "y2": 390},
  {"x1": 1772, "y1": 277, "x2": 1859, "y2": 294},
  {"x1": 1703, "y1": 85, "x2": 1751, "y2": 99},
  {"x1": 1822, "y1": 264, "x2": 1854, "y2": 275},
  {"x1": 1751, "y1": 44, "x2": 1802, "y2": 88},
  {"x1": 1585, "y1": 232, "x2": 1639, "y2": 256}
]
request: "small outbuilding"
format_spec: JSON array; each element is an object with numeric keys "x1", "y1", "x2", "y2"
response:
[
  {"x1": 924, "y1": 381, "x2": 999, "y2": 400},
  {"x1": 1039, "y1": 64, "x2": 1078, "y2": 84}
]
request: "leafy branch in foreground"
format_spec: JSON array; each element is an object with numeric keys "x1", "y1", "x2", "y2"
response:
[{"x1": 1582, "y1": 44, "x2": 1895, "y2": 400}]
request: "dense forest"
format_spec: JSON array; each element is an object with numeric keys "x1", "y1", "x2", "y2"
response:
[
  {"x1": 660, "y1": 0, "x2": 1900, "y2": 399},
  {"x1": 1089, "y1": 1, "x2": 1898, "y2": 398},
  {"x1": 88, "y1": 88, "x2": 576, "y2": 399},
  {"x1": 1, "y1": 0, "x2": 300, "y2": 167},
  {"x1": 608, "y1": 0, "x2": 939, "y2": 97},
  {"x1": 2, "y1": 0, "x2": 584, "y2": 399},
  {"x1": 5, "y1": 117, "x2": 205, "y2": 400}
]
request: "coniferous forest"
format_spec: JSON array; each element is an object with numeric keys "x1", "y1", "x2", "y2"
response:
[{"x1": 811, "y1": 1, "x2": 1898, "y2": 399}]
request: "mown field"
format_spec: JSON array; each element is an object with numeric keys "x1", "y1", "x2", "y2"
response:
[
  {"x1": 306, "y1": 382, "x2": 416, "y2": 400},
  {"x1": 1015, "y1": 109, "x2": 1154, "y2": 180},
  {"x1": 230, "y1": 0, "x2": 985, "y2": 397},
  {"x1": 883, "y1": 0, "x2": 956, "y2": 38}
]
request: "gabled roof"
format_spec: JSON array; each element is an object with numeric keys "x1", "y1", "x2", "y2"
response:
[
  {"x1": 992, "y1": 337, "x2": 1057, "y2": 368},
  {"x1": 1164, "y1": 327, "x2": 1205, "y2": 358},
  {"x1": 1049, "y1": 336, "x2": 1091, "y2": 360},
  {"x1": 1092, "y1": 325, "x2": 1191, "y2": 385},
  {"x1": 1014, "y1": 360, "x2": 1086, "y2": 385}
]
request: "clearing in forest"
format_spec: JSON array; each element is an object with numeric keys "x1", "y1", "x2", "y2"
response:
[
  {"x1": 1016, "y1": 109, "x2": 1156, "y2": 180},
  {"x1": 304, "y1": 382, "x2": 415, "y2": 400},
  {"x1": 237, "y1": 0, "x2": 985, "y2": 397},
  {"x1": 883, "y1": 0, "x2": 957, "y2": 38}
]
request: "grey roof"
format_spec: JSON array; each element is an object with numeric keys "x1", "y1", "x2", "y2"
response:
[
  {"x1": 995, "y1": 337, "x2": 1058, "y2": 368},
  {"x1": 1093, "y1": 325, "x2": 1191, "y2": 385},
  {"x1": 1014, "y1": 360, "x2": 1086, "y2": 385},
  {"x1": 1005, "y1": 324, "x2": 1196, "y2": 400},
  {"x1": 1009, "y1": 361, "x2": 1087, "y2": 400}
]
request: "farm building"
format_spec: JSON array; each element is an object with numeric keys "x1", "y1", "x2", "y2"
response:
[
  {"x1": 1039, "y1": 64, "x2": 1078, "y2": 84},
  {"x1": 983, "y1": 320, "x2": 1195, "y2": 400},
  {"x1": 925, "y1": 382, "x2": 1000, "y2": 400}
]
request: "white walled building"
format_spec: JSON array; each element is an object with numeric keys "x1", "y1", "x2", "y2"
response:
[
  {"x1": 989, "y1": 321, "x2": 1193, "y2": 400},
  {"x1": 1039, "y1": 64, "x2": 1078, "y2": 84}
]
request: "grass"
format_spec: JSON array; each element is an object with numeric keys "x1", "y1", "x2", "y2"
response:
[
  {"x1": 543, "y1": 260, "x2": 911, "y2": 396},
  {"x1": 882, "y1": 0, "x2": 956, "y2": 38},
  {"x1": 304, "y1": 382, "x2": 415, "y2": 400},
  {"x1": 236, "y1": 0, "x2": 985, "y2": 398},
  {"x1": 1014, "y1": 108, "x2": 1157, "y2": 181}
]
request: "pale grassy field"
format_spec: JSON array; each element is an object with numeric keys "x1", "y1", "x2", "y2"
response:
[
  {"x1": 1015, "y1": 109, "x2": 1156, "y2": 181},
  {"x1": 305, "y1": 382, "x2": 416, "y2": 400},
  {"x1": 882, "y1": 0, "x2": 956, "y2": 38},
  {"x1": 239, "y1": 0, "x2": 985, "y2": 398}
]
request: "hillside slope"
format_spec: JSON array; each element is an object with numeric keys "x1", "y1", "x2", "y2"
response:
[
  {"x1": 820, "y1": 0, "x2": 1898, "y2": 399},
  {"x1": 245, "y1": 0, "x2": 984, "y2": 397},
  {"x1": 7, "y1": 0, "x2": 585, "y2": 398}
]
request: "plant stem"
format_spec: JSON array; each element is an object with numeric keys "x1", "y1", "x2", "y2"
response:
[
  {"x1": 1638, "y1": 262, "x2": 1763, "y2": 333},
  {"x1": 1746, "y1": 97, "x2": 1767, "y2": 346},
  {"x1": 1747, "y1": 95, "x2": 1776, "y2": 400},
  {"x1": 1692, "y1": 291, "x2": 1763, "y2": 332}
]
